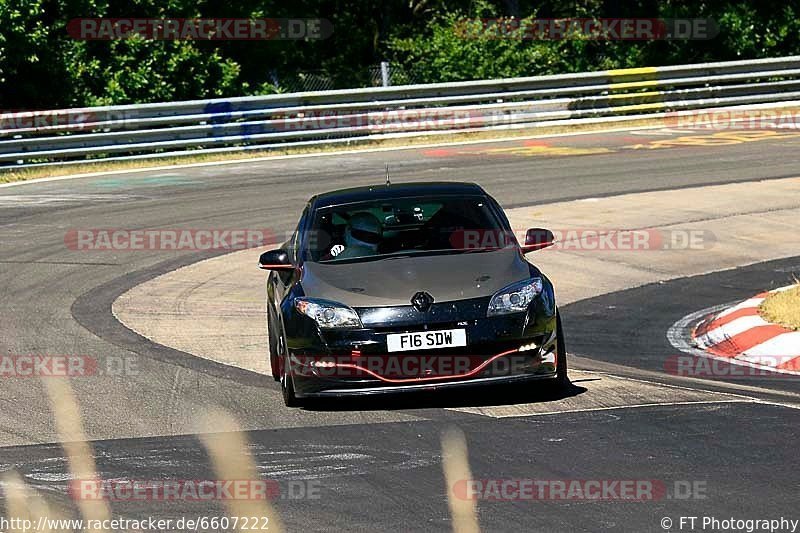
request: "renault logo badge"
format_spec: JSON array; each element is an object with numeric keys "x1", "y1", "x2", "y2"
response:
[{"x1": 411, "y1": 291, "x2": 434, "y2": 312}]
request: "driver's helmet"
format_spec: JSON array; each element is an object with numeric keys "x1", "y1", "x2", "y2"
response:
[{"x1": 344, "y1": 212, "x2": 382, "y2": 252}]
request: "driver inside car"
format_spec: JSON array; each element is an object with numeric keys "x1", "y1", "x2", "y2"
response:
[{"x1": 332, "y1": 211, "x2": 382, "y2": 259}]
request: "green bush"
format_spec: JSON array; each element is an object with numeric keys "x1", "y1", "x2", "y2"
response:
[{"x1": 2, "y1": 0, "x2": 800, "y2": 109}]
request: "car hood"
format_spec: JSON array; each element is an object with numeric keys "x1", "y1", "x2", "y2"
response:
[{"x1": 301, "y1": 248, "x2": 531, "y2": 307}]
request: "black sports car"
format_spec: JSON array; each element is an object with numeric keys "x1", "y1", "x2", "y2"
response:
[{"x1": 259, "y1": 182, "x2": 567, "y2": 406}]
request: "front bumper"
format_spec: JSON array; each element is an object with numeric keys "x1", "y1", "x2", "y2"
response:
[
  {"x1": 284, "y1": 293, "x2": 559, "y2": 397},
  {"x1": 296, "y1": 372, "x2": 558, "y2": 398},
  {"x1": 286, "y1": 278, "x2": 558, "y2": 397},
  {"x1": 288, "y1": 336, "x2": 559, "y2": 397}
]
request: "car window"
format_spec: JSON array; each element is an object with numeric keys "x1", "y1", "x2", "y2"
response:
[
  {"x1": 287, "y1": 205, "x2": 309, "y2": 261},
  {"x1": 306, "y1": 195, "x2": 509, "y2": 263}
]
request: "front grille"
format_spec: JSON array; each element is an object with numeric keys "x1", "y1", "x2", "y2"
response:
[
  {"x1": 369, "y1": 321, "x2": 471, "y2": 334},
  {"x1": 356, "y1": 297, "x2": 490, "y2": 328}
]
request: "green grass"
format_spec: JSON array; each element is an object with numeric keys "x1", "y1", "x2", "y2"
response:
[{"x1": 759, "y1": 283, "x2": 800, "y2": 330}]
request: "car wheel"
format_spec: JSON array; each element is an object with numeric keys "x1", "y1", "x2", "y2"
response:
[
  {"x1": 553, "y1": 311, "x2": 569, "y2": 388},
  {"x1": 267, "y1": 305, "x2": 280, "y2": 382},
  {"x1": 541, "y1": 312, "x2": 569, "y2": 396},
  {"x1": 281, "y1": 351, "x2": 302, "y2": 407}
]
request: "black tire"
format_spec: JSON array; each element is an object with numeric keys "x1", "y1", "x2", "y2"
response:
[
  {"x1": 540, "y1": 312, "x2": 569, "y2": 396},
  {"x1": 281, "y1": 351, "x2": 302, "y2": 407},
  {"x1": 267, "y1": 305, "x2": 280, "y2": 382},
  {"x1": 553, "y1": 312, "x2": 570, "y2": 388}
]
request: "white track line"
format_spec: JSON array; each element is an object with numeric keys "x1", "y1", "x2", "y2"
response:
[{"x1": 473, "y1": 399, "x2": 754, "y2": 418}]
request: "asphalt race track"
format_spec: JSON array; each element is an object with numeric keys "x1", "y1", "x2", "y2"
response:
[
  {"x1": 2, "y1": 127, "x2": 800, "y2": 532},
  {"x1": 567, "y1": 255, "x2": 800, "y2": 395}
]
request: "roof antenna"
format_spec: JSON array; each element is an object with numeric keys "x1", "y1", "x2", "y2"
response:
[{"x1": 385, "y1": 164, "x2": 391, "y2": 187}]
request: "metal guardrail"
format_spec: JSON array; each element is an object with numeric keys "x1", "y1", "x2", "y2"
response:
[{"x1": 3, "y1": 55, "x2": 800, "y2": 168}]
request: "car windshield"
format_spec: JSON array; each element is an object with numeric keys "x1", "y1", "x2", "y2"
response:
[{"x1": 306, "y1": 195, "x2": 510, "y2": 263}]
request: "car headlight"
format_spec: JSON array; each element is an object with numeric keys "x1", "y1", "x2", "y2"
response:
[
  {"x1": 487, "y1": 278, "x2": 543, "y2": 316},
  {"x1": 295, "y1": 298, "x2": 362, "y2": 328}
]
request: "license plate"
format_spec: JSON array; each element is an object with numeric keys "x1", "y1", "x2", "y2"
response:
[{"x1": 386, "y1": 329, "x2": 467, "y2": 352}]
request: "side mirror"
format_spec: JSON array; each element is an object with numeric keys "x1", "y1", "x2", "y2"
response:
[
  {"x1": 521, "y1": 228, "x2": 555, "y2": 253},
  {"x1": 258, "y1": 249, "x2": 293, "y2": 270}
]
